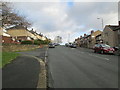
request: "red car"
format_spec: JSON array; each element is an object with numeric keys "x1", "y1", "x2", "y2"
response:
[{"x1": 93, "y1": 44, "x2": 115, "y2": 54}]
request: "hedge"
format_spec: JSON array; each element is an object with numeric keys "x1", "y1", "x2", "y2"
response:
[{"x1": 21, "y1": 40, "x2": 33, "y2": 44}]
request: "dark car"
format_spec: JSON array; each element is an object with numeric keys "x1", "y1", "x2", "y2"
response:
[
  {"x1": 49, "y1": 43, "x2": 55, "y2": 48},
  {"x1": 70, "y1": 43, "x2": 77, "y2": 48},
  {"x1": 54, "y1": 43, "x2": 59, "y2": 46},
  {"x1": 93, "y1": 44, "x2": 115, "y2": 54},
  {"x1": 65, "y1": 43, "x2": 70, "y2": 47}
]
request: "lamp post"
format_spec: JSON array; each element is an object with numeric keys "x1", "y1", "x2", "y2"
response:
[
  {"x1": 97, "y1": 18, "x2": 104, "y2": 30},
  {"x1": 68, "y1": 33, "x2": 70, "y2": 43}
]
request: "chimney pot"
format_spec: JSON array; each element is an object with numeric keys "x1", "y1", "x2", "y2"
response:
[{"x1": 91, "y1": 30, "x2": 94, "y2": 34}]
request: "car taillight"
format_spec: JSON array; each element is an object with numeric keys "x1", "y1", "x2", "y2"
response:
[{"x1": 112, "y1": 48, "x2": 115, "y2": 51}]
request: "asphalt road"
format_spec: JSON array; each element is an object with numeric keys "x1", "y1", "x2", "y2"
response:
[{"x1": 48, "y1": 46, "x2": 118, "y2": 88}]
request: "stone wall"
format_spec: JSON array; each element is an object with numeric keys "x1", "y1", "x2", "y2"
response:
[{"x1": 2, "y1": 45, "x2": 40, "y2": 52}]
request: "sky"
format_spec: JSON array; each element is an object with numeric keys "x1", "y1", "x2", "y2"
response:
[{"x1": 8, "y1": 1, "x2": 119, "y2": 43}]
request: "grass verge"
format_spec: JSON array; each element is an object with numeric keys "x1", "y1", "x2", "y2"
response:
[{"x1": 1, "y1": 52, "x2": 20, "y2": 68}]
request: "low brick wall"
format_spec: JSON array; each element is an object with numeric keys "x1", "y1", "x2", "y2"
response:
[{"x1": 2, "y1": 45, "x2": 40, "y2": 52}]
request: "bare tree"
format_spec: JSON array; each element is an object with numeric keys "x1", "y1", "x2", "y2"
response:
[{"x1": 1, "y1": 2, "x2": 31, "y2": 28}]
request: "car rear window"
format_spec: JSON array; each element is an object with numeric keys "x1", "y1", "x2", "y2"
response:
[{"x1": 101, "y1": 44, "x2": 110, "y2": 48}]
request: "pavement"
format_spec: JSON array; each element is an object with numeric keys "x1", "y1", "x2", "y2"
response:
[
  {"x1": 48, "y1": 45, "x2": 119, "y2": 88},
  {"x1": 2, "y1": 47, "x2": 47, "y2": 89}
]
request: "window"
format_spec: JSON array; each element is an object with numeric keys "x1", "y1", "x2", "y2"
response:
[{"x1": 105, "y1": 32, "x2": 108, "y2": 36}]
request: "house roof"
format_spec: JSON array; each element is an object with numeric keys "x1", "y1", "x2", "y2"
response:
[
  {"x1": 86, "y1": 35, "x2": 91, "y2": 38},
  {"x1": 114, "y1": 26, "x2": 120, "y2": 30},
  {"x1": 29, "y1": 30, "x2": 35, "y2": 34},
  {"x1": 3, "y1": 32, "x2": 11, "y2": 37},
  {"x1": 0, "y1": 27, "x2": 11, "y2": 37},
  {"x1": 6, "y1": 25, "x2": 27, "y2": 30},
  {"x1": 95, "y1": 34, "x2": 101, "y2": 38},
  {"x1": 107, "y1": 25, "x2": 120, "y2": 31}
]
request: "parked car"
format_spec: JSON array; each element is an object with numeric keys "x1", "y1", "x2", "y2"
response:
[
  {"x1": 54, "y1": 43, "x2": 59, "y2": 46},
  {"x1": 113, "y1": 47, "x2": 119, "y2": 51},
  {"x1": 93, "y1": 44, "x2": 115, "y2": 54},
  {"x1": 65, "y1": 43, "x2": 70, "y2": 47},
  {"x1": 70, "y1": 43, "x2": 77, "y2": 48},
  {"x1": 49, "y1": 43, "x2": 55, "y2": 48}
]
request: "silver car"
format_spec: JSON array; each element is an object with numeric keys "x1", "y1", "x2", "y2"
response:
[{"x1": 49, "y1": 43, "x2": 55, "y2": 48}]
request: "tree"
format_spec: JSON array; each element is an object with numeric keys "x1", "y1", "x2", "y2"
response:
[{"x1": 1, "y1": 2, "x2": 31, "y2": 28}]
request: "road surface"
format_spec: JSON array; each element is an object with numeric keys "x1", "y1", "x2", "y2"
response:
[{"x1": 48, "y1": 46, "x2": 118, "y2": 88}]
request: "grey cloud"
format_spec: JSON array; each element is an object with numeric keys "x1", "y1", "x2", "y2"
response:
[
  {"x1": 11, "y1": 2, "x2": 118, "y2": 42},
  {"x1": 65, "y1": 2, "x2": 118, "y2": 34}
]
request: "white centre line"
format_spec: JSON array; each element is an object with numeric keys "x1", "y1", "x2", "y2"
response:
[{"x1": 88, "y1": 54, "x2": 109, "y2": 61}]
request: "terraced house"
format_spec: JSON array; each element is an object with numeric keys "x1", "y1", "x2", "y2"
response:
[
  {"x1": 6, "y1": 25, "x2": 32, "y2": 43},
  {"x1": 6, "y1": 25, "x2": 48, "y2": 44},
  {"x1": 102, "y1": 24, "x2": 120, "y2": 47},
  {"x1": 0, "y1": 27, "x2": 13, "y2": 44}
]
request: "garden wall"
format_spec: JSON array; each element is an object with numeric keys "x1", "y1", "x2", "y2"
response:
[{"x1": 2, "y1": 45, "x2": 40, "y2": 52}]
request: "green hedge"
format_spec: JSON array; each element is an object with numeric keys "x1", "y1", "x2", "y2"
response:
[
  {"x1": 21, "y1": 41, "x2": 33, "y2": 44},
  {"x1": 19, "y1": 40, "x2": 50, "y2": 45},
  {"x1": 34, "y1": 39, "x2": 50, "y2": 45}
]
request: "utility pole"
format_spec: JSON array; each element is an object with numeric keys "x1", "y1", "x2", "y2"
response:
[{"x1": 68, "y1": 33, "x2": 70, "y2": 43}]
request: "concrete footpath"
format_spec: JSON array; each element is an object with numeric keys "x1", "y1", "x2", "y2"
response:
[{"x1": 2, "y1": 47, "x2": 47, "y2": 89}]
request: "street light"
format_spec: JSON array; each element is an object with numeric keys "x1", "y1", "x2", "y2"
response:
[
  {"x1": 97, "y1": 18, "x2": 104, "y2": 30},
  {"x1": 68, "y1": 33, "x2": 70, "y2": 43}
]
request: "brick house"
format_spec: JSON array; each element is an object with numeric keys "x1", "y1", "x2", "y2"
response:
[
  {"x1": 86, "y1": 35, "x2": 91, "y2": 48},
  {"x1": 116, "y1": 27, "x2": 120, "y2": 47},
  {"x1": 89, "y1": 30, "x2": 102, "y2": 48},
  {"x1": 82, "y1": 34, "x2": 88, "y2": 48},
  {"x1": 6, "y1": 25, "x2": 35, "y2": 43},
  {"x1": 0, "y1": 27, "x2": 13, "y2": 44},
  {"x1": 95, "y1": 34, "x2": 103, "y2": 44},
  {"x1": 29, "y1": 29, "x2": 45, "y2": 40},
  {"x1": 75, "y1": 37, "x2": 80, "y2": 46},
  {"x1": 102, "y1": 25, "x2": 120, "y2": 47}
]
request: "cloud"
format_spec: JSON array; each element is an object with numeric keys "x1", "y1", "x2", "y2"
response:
[{"x1": 10, "y1": 2, "x2": 118, "y2": 43}]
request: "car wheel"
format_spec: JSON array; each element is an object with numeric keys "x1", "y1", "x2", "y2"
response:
[
  {"x1": 114, "y1": 50, "x2": 119, "y2": 56},
  {"x1": 101, "y1": 50, "x2": 104, "y2": 54},
  {"x1": 94, "y1": 50, "x2": 96, "y2": 53}
]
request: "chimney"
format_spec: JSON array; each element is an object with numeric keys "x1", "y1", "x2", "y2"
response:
[
  {"x1": 80, "y1": 36, "x2": 82, "y2": 38},
  {"x1": 84, "y1": 34, "x2": 87, "y2": 37},
  {"x1": 91, "y1": 30, "x2": 94, "y2": 34}
]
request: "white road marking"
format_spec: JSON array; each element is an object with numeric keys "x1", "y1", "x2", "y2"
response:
[{"x1": 88, "y1": 54, "x2": 109, "y2": 61}]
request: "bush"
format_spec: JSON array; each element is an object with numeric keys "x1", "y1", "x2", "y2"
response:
[
  {"x1": 43, "y1": 40, "x2": 50, "y2": 44},
  {"x1": 34, "y1": 40, "x2": 40, "y2": 45},
  {"x1": 34, "y1": 39, "x2": 50, "y2": 45},
  {"x1": 21, "y1": 40, "x2": 33, "y2": 44}
]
